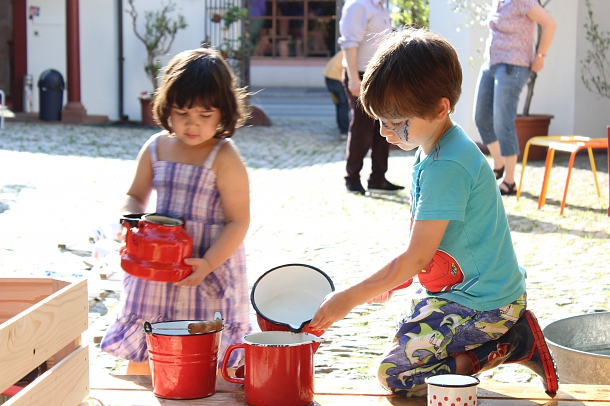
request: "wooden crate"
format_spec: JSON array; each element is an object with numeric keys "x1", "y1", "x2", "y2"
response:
[{"x1": 0, "y1": 278, "x2": 89, "y2": 406}]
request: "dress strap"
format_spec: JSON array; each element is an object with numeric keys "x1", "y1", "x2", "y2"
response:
[
  {"x1": 148, "y1": 132, "x2": 164, "y2": 163},
  {"x1": 203, "y1": 138, "x2": 230, "y2": 168}
]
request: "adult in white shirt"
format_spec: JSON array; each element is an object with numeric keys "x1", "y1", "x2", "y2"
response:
[{"x1": 339, "y1": 0, "x2": 404, "y2": 195}]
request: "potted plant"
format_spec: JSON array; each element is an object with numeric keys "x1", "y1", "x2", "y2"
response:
[
  {"x1": 449, "y1": 0, "x2": 554, "y2": 160},
  {"x1": 209, "y1": 4, "x2": 272, "y2": 126},
  {"x1": 580, "y1": 0, "x2": 610, "y2": 100},
  {"x1": 215, "y1": 5, "x2": 249, "y2": 60},
  {"x1": 126, "y1": 0, "x2": 187, "y2": 126},
  {"x1": 579, "y1": 0, "x2": 610, "y2": 216}
]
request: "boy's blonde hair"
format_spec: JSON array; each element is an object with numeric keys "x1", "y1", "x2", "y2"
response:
[
  {"x1": 361, "y1": 28, "x2": 462, "y2": 121},
  {"x1": 153, "y1": 48, "x2": 250, "y2": 138}
]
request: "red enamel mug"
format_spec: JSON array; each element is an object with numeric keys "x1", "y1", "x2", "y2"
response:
[{"x1": 221, "y1": 331, "x2": 323, "y2": 406}]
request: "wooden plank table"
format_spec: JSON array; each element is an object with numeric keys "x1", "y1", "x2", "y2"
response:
[{"x1": 88, "y1": 371, "x2": 610, "y2": 405}]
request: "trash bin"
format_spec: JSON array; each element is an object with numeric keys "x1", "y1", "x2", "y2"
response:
[{"x1": 38, "y1": 69, "x2": 65, "y2": 121}]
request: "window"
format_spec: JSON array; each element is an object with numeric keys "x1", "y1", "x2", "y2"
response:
[{"x1": 249, "y1": 0, "x2": 338, "y2": 58}]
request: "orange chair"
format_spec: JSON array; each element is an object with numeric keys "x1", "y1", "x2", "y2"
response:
[{"x1": 517, "y1": 135, "x2": 608, "y2": 215}]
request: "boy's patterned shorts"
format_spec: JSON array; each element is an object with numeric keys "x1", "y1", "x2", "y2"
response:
[{"x1": 378, "y1": 291, "x2": 527, "y2": 397}]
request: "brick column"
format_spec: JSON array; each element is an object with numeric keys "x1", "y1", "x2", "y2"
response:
[
  {"x1": 62, "y1": 0, "x2": 87, "y2": 123},
  {"x1": 11, "y1": 0, "x2": 27, "y2": 112}
]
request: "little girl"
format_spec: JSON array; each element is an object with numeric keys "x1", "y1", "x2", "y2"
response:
[{"x1": 101, "y1": 48, "x2": 251, "y2": 374}]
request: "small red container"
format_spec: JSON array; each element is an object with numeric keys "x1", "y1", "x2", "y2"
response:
[
  {"x1": 121, "y1": 214, "x2": 193, "y2": 282},
  {"x1": 221, "y1": 331, "x2": 319, "y2": 406},
  {"x1": 145, "y1": 320, "x2": 223, "y2": 400}
]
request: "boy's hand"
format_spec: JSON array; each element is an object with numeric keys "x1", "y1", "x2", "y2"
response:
[
  {"x1": 174, "y1": 258, "x2": 213, "y2": 287},
  {"x1": 309, "y1": 291, "x2": 355, "y2": 331},
  {"x1": 366, "y1": 291, "x2": 393, "y2": 304}
]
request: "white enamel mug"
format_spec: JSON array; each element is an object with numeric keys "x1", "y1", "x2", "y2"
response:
[{"x1": 425, "y1": 374, "x2": 480, "y2": 406}]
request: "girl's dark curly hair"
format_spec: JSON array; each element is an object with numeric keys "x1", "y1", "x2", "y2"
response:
[{"x1": 153, "y1": 48, "x2": 250, "y2": 138}]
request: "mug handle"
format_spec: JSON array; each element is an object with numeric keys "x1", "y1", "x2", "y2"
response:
[{"x1": 220, "y1": 343, "x2": 245, "y2": 384}]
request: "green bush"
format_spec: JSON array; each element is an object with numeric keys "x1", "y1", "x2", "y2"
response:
[{"x1": 390, "y1": 0, "x2": 429, "y2": 29}]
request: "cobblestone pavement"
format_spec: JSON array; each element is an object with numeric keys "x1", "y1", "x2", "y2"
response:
[{"x1": 1, "y1": 119, "x2": 609, "y2": 387}]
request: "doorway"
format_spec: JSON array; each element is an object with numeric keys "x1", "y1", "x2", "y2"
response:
[{"x1": 0, "y1": 0, "x2": 13, "y2": 107}]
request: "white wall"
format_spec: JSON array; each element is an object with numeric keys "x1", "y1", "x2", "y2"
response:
[
  {"x1": 27, "y1": 0, "x2": 118, "y2": 119},
  {"x1": 429, "y1": 0, "x2": 487, "y2": 142},
  {"x1": 80, "y1": 0, "x2": 118, "y2": 119},
  {"x1": 26, "y1": 0, "x2": 330, "y2": 120},
  {"x1": 27, "y1": 0, "x2": 66, "y2": 113},
  {"x1": 574, "y1": 0, "x2": 610, "y2": 138},
  {"x1": 526, "y1": 0, "x2": 578, "y2": 136},
  {"x1": 27, "y1": 0, "x2": 234, "y2": 121},
  {"x1": 121, "y1": 1, "x2": 199, "y2": 122},
  {"x1": 27, "y1": 0, "x2": 609, "y2": 125},
  {"x1": 429, "y1": 0, "x2": 610, "y2": 140},
  {"x1": 121, "y1": 1, "x2": 239, "y2": 122}
]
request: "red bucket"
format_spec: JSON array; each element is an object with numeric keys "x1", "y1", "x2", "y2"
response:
[
  {"x1": 251, "y1": 263, "x2": 334, "y2": 351},
  {"x1": 144, "y1": 319, "x2": 223, "y2": 400}
]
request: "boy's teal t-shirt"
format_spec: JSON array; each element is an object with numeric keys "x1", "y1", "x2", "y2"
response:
[{"x1": 410, "y1": 124, "x2": 525, "y2": 311}]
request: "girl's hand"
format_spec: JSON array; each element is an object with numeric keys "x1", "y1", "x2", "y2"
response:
[
  {"x1": 174, "y1": 258, "x2": 213, "y2": 287},
  {"x1": 309, "y1": 291, "x2": 355, "y2": 331}
]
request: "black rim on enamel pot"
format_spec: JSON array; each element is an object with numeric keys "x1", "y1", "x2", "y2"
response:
[{"x1": 251, "y1": 263, "x2": 335, "y2": 333}]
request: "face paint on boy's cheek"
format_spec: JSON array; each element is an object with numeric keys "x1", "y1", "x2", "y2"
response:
[{"x1": 398, "y1": 120, "x2": 410, "y2": 142}]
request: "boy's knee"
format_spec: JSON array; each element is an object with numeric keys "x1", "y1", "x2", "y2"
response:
[
  {"x1": 377, "y1": 367, "x2": 427, "y2": 397},
  {"x1": 377, "y1": 362, "x2": 427, "y2": 397}
]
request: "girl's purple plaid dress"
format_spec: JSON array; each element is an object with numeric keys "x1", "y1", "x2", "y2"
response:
[{"x1": 101, "y1": 134, "x2": 251, "y2": 364}]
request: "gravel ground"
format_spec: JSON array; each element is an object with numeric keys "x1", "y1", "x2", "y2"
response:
[{"x1": 1, "y1": 119, "x2": 608, "y2": 388}]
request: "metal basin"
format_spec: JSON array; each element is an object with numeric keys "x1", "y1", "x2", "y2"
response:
[{"x1": 543, "y1": 312, "x2": 610, "y2": 384}]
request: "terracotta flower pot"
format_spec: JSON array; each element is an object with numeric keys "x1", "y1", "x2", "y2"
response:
[
  {"x1": 475, "y1": 114, "x2": 554, "y2": 161},
  {"x1": 139, "y1": 97, "x2": 157, "y2": 127},
  {"x1": 515, "y1": 114, "x2": 554, "y2": 161}
]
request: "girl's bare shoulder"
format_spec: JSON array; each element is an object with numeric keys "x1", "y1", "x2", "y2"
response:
[{"x1": 213, "y1": 139, "x2": 247, "y2": 171}]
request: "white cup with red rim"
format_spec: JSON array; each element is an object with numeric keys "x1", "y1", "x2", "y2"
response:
[{"x1": 425, "y1": 374, "x2": 480, "y2": 406}]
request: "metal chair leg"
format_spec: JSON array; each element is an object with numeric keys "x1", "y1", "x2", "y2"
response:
[
  {"x1": 517, "y1": 139, "x2": 532, "y2": 200},
  {"x1": 538, "y1": 148, "x2": 555, "y2": 209},
  {"x1": 586, "y1": 147, "x2": 601, "y2": 196},
  {"x1": 560, "y1": 149, "x2": 580, "y2": 215}
]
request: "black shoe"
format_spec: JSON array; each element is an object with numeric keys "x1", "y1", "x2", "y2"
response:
[
  {"x1": 493, "y1": 166, "x2": 505, "y2": 180},
  {"x1": 499, "y1": 181, "x2": 517, "y2": 196},
  {"x1": 346, "y1": 180, "x2": 366, "y2": 195},
  {"x1": 368, "y1": 180, "x2": 405, "y2": 194}
]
